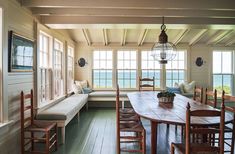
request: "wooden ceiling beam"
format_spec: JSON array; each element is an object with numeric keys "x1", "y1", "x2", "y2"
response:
[
  {"x1": 189, "y1": 29, "x2": 207, "y2": 46},
  {"x1": 138, "y1": 29, "x2": 148, "y2": 46},
  {"x1": 23, "y1": 0, "x2": 235, "y2": 10},
  {"x1": 173, "y1": 29, "x2": 189, "y2": 45},
  {"x1": 206, "y1": 30, "x2": 232, "y2": 45},
  {"x1": 41, "y1": 16, "x2": 235, "y2": 25},
  {"x1": 214, "y1": 30, "x2": 234, "y2": 44},
  {"x1": 32, "y1": 8, "x2": 235, "y2": 18},
  {"x1": 121, "y1": 29, "x2": 127, "y2": 46},
  {"x1": 225, "y1": 38, "x2": 235, "y2": 46},
  {"x1": 82, "y1": 29, "x2": 91, "y2": 46},
  {"x1": 102, "y1": 29, "x2": 108, "y2": 46}
]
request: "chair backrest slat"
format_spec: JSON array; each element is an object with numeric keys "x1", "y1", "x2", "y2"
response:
[
  {"x1": 185, "y1": 102, "x2": 225, "y2": 154},
  {"x1": 205, "y1": 88, "x2": 217, "y2": 108},
  {"x1": 193, "y1": 86, "x2": 203, "y2": 103},
  {"x1": 139, "y1": 76, "x2": 155, "y2": 91}
]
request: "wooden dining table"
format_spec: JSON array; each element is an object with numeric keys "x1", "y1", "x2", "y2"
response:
[{"x1": 127, "y1": 91, "x2": 234, "y2": 154}]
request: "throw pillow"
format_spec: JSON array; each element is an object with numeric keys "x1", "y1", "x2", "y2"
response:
[
  {"x1": 183, "y1": 81, "x2": 196, "y2": 93},
  {"x1": 166, "y1": 87, "x2": 181, "y2": 94},
  {"x1": 72, "y1": 83, "x2": 83, "y2": 94},
  {"x1": 82, "y1": 87, "x2": 93, "y2": 94},
  {"x1": 75, "y1": 80, "x2": 88, "y2": 88},
  {"x1": 174, "y1": 82, "x2": 184, "y2": 93}
]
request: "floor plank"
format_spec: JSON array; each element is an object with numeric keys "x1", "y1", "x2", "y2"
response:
[{"x1": 52, "y1": 108, "x2": 233, "y2": 154}]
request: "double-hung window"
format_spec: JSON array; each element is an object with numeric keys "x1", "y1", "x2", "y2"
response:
[
  {"x1": 141, "y1": 51, "x2": 161, "y2": 88},
  {"x1": 93, "y1": 50, "x2": 113, "y2": 89},
  {"x1": 213, "y1": 51, "x2": 233, "y2": 94},
  {"x1": 67, "y1": 46, "x2": 74, "y2": 93},
  {"x1": 166, "y1": 51, "x2": 186, "y2": 87},
  {"x1": 54, "y1": 39, "x2": 64, "y2": 98},
  {"x1": 117, "y1": 50, "x2": 137, "y2": 89},
  {"x1": 39, "y1": 31, "x2": 52, "y2": 104}
]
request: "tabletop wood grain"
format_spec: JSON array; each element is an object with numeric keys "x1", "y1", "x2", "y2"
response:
[{"x1": 127, "y1": 91, "x2": 233, "y2": 126}]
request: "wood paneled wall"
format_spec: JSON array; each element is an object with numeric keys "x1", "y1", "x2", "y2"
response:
[{"x1": 0, "y1": 0, "x2": 74, "y2": 153}]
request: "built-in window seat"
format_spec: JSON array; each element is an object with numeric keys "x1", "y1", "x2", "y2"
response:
[
  {"x1": 36, "y1": 94, "x2": 88, "y2": 144},
  {"x1": 88, "y1": 91, "x2": 129, "y2": 101}
]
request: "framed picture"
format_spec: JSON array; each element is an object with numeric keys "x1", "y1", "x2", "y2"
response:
[{"x1": 8, "y1": 31, "x2": 34, "y2": 72}]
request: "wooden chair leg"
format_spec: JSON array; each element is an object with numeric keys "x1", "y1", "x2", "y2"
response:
[
  {"x1": 31, "y1": 132, "x2": 34, "y2": 151},
  {"x1": 55, "y1": 126, "x2": 58, "y2": 151},
  {"x1": 231, "y1": 127, "x2": 235, "y2": 154},
  {"x1": 46, "y1": 131, "x2": 50, "y2": 153},
  {"x1": 171, "y1": 143, "x2": 175, "y2": 154},
  {"x1": 142, "y1": 129, "x2": 146, "y2": 154}
]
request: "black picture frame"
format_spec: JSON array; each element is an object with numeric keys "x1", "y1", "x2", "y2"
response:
[{"x1": 8, "y1": 31, "x2": 34, "y2": 72}]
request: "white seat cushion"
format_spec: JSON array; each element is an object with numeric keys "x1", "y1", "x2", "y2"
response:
[{"x1": 36, "y1": 94, "x2": 88, "y2": 120}]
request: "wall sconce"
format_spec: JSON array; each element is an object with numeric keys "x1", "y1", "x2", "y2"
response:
[{"x1": 77, "y1": 57, "x2": 88, "y2": 67}]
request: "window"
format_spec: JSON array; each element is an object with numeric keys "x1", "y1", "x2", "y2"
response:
[
  {"x1": 54, "y1": 39, "x2": 64, "y2": 98},
  {"x1": 213, "y1": 51, "x2": 233, "y2": 94},
  {"x1": 141, "y1": 51, "x2": 161, "y2": 88},
  {"x1": 166, "y1": 51, "x2": 186, "y2": 87},
  {"x1": 93, "y1": 50, "x2": 112, "y2": 88},
  {"x1": 117, "y1": 50, "x2": 137, "y2": 88},
  {"x1": 39, "y1": 31, "x2": 52, "y2": 104},
  {"x1": 67, "y1": 46, "x2": 74, "y2": 93}
]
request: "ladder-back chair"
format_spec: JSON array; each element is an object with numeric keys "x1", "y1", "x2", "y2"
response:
[
  {"x1": 193, "y1": 86, "x2": 203, "y2": 103},
  {"x1": 139, "y1": 76, "x2": 155, "y2": 91},
  {"x1": 205, "y1": 88, "x2": 217, "y2": 108},
  {"x1": 171, "y1": 102, "x2": 225, "y2": 154},
  {"x1": 20, "y1": 89, "x2": 58, "y2": 154}
]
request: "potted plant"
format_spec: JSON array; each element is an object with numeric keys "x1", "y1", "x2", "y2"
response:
[{"x1": 157, "y1": 91, "x2": 176, "y2": 104}]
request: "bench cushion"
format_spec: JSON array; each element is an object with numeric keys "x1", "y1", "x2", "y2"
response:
[
  {"x1": 89, "y1": 91, "x2": 127, "y2": 97},
  {"x1": 36, "y1": 94, "x2": 88, "y2": 120}
]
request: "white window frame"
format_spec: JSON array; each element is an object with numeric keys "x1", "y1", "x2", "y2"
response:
[
  {"x1": 117, "y1": 50, "x2": 137, "y2": 89},
  {"x1": 165, "y1": 50, "x2": 187, "y2": 87},
  {"x1": 39, "y1": 31, "x2": 52, "y2": 106},
  {"x1": 92, "y1": 50, "x2": 113, "y2": 89},
  {"x1": 141, "y1": 50, "x2": 161, "y2": 89},
  {"x1": 67, "y1": 46, "x2": 74, "y2": 93},
  {"x1": 53, "y1": 39, "x2": 64, "y2": 98},
  {"x1": 212, "y1": 50, "x2": 234, "y2": 95}
]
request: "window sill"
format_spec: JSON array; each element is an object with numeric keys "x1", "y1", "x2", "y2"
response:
[
  {"x1": 37, "y1": 95, "x2": 66, "y2": 112},
  {"x1": 0, "y1": 120, "x2": 14, "y2": 136}
]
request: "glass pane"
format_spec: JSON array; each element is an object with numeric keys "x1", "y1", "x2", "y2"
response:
[
  {"x1": 100, "y1": 51, "x2": 106, "y2": 59},
  {"x1": 222, "y1": 52, "x2": 232, "y2": 73},
  {"x1": 172, "y1": 71, "x2": 178, "y2": 79},
  {"x1": 100, "y1": 70, "x2": 106, "y2": 79},
  {"x1": 142, "y1": 61, "x2": 148, "y2": 69},
  {"x1": 130, "y1": 80, "x2": 136, "y2": 88},
  {"x1": 106, "y1": 60, "x2": 112, "y2": 69},
  {"x1": 142, "y1": 70, "x2": 148, "y2": 78},
  {"x1": 106, "y1": 70, "x2": 112, "y2": 79},
  {"x1": 124, "y1": 70, "x2": 130, "y2": 79},
  {"x1": 213, "y1": 52, "x2": 221, "y2": 73},
  {"x1": 118, "y1": 51, "x2": 123, "y2": 60},
  {"x1": 130, "y1": 61, "x2": 136, "y2": 69},
  {"x1": 130, "y1": 51, "x2": 136, "y2": 60},
  {"x1": 118, "y1": 70, "x2": 124, "y2": 79},
  {"x1": 142, "y1": 51, "x2": 148, "y2": 60},
  {"x1": 93, "y1": 60, "x2": 99, "y2": 69},
  {"x1": 213, "y1": 75, "x2": 222, "y2": 89},
  {"x1": 166, "y1": 71, "x2": 172, "y2": 80},
  {"x1": 166, "y1": 80, "x2": 172, "y2": 87},
  {"x1": 124, "y1": 52, "x2": 130, "y2": 60},
  {"x1": 124, "y1": 61, "x2": 130, "y2": 69},
  {"x1": 223, "y1": 75, "x2": 232, "y2": 94},
  {"x1": 178, "y1": 61, "x2": 184, "y2": 69},
  {"x1": 106, "y1": 51, "x2": 112, "y2": 60},
  {"x1": 118, "y1": 60, "x2": 124, "y2": 69},
  {"x1": 178, "y1": 51, "x2": 185, "y2": 61},
  {"x1": 130, "y1": 70, "x2": 136, "y2": 79},
  {"x1": 106, "y1": 80, "x2": 112, "y2": 88},
  {"x1": 179, "y1": 71, "x2": 184, "y2": 79}
]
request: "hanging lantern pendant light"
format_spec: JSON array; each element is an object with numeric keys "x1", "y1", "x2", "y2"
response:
[{"x1": 151, "y1": 17, "x2": 177, "y2": 64}]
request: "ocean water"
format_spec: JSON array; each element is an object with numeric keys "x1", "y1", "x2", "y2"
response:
[{"x1": 93, "y1": 70, "x2": 186, "y2": 88}]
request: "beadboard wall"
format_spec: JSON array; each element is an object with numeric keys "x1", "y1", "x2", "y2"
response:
[{"x1": 0, "y1": 0, "x2": 74, "y2": 153}]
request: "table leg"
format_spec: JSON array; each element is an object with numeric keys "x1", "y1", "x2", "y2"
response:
[{"x1": 151, "y1": 121, "x2": 158, "y2": 154}]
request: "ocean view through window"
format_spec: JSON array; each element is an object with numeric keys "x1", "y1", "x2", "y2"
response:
[
  {"x1": 93, "y1": 50, "x2": 113, "y2": 89},
  {"x1": 213, "y1": 51, "x2": 233, "y2": 94}
]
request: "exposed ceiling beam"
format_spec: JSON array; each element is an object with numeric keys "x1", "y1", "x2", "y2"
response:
[
  {"x1": 173, "y1": 29, "x2": 189, "y2": 45},
  {"x1": 206, "y1": 30, "x2": 232, "y2": 45},
  {"x1": 41, "y1": 16, "x2": 235, "y2": 25},
  {"x1": 121, "y1": 29, "x2": 127, "y2": 46},
  {"x1": 138, "y1": 29, "x2": 148, "y2": 46},
  {"x1": 189, "y1": 29, "x2": 207, "y2": 46},
  {"x1": 23, "y1": 0, "x2": 235, "y2": 10},
  {"x1": 32, "y1": 8, "x2": 235, "y2": 18},
  {"x1": 225, "y1": 38, "x2": 235, "y2": 46},
  {"x1": 82, "y1": 29, "x2": 91, "y2": 46},
  {"x1": 102, "y1": 29, "x2": 108, "y2": 46},
  {"x1": 214, "y1": 30, "x2": 234, "y2": 44}
]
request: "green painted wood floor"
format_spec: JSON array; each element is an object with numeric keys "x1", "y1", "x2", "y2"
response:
[{"x1": 52, "y1": 108, "x2": 233, "y2": 154}]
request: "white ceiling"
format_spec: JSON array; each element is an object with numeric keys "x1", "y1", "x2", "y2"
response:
[{"x1": 22, "y1": 0, "x2": 235, "y2": 46}]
